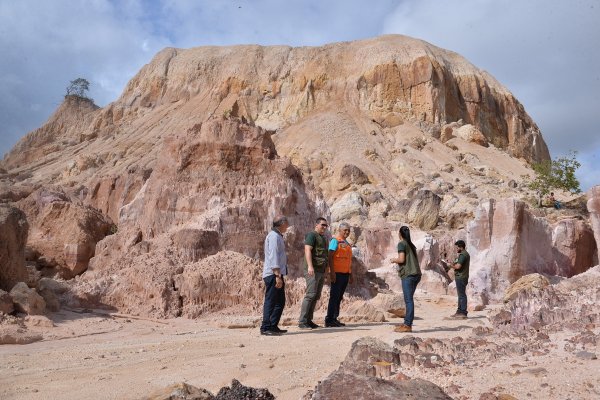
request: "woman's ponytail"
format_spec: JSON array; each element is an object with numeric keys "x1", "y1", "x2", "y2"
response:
[{"x1": 399, "y1": 226, "x2": 417, "y2": 258}]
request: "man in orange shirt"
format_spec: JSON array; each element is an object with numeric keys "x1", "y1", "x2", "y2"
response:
[{"x1": 325, "y1": 222, "x2": 353, "y2": 327}]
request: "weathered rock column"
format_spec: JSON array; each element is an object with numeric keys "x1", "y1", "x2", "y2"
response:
[
  {"x1": 587, "y1": 185, "x2": 600, "y2": 259},
  {"x1": 0, "y1": 205, "x2": 29, "y2": 291}
]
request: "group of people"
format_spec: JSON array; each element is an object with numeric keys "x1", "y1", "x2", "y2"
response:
[{"x1": 260, "y1": 215, "x2": 470, "y2": 336}]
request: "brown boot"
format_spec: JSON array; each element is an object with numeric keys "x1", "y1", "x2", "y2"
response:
[{"x1": 394, "y1": 324, "x2": 412, "y2": 333}]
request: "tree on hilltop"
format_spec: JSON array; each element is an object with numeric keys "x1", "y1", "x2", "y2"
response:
[
  {"x1": 65, "y1": 78, "x2": 91, "y2": 100},
  {"x1": 525, "y1": 151, "x2": 581, "y2": 206}
]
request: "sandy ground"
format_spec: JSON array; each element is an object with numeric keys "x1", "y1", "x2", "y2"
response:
[{"x1": 1, "y1": 295, "x2": 599, "y2": 400}]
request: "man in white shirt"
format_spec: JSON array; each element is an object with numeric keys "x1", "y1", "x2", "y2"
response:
[{"x1": 260, "y1": 215, "x2": 289, "y2": 336}]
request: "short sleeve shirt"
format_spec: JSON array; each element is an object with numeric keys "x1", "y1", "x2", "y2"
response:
[
  {"x1": 397, "y1": 240, "x2": 421, "y2": 278},
  {"x1": 304, "y1": 231, "x2": 328, "y2": 272},
  {"x1": 454, "y1": 250, "x2": 470, "y2": 281}
]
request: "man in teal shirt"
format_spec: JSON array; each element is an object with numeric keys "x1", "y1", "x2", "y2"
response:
[{"x1": 298, "y1": 217, "x2": 329, "y2": 329}]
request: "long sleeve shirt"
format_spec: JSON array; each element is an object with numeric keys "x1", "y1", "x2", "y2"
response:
[{"x1": 262, "y1": 229, "x2": 288, "y2": 278}]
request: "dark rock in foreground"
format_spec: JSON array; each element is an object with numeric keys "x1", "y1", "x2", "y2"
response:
[{"x1": 141, "y1": 379, "x2": 274, "y2": 400}]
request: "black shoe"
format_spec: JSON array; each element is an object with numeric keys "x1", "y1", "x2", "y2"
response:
[
  {"x1": 325, "y1": 321, "x2": 340, "y2": 327},
  {"x1": 260, "y1": 330, "x2": 281, "y2": 336},
  {"x1": 335, "y1": 319, "x2": 346, "y2": 326},
  {"x1": 273, "y1": 327, "x2": 288, "y2": 333},
  {"x1": 308, "y1": 321, "x2": 320, "y2": 329},
  {"x1": 298, "y1": 323, "x2": 312, "y2": 329}
]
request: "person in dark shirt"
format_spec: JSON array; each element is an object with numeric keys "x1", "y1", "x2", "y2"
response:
[
  {"x1": 298, "y1": 217, "x2": 329, "y2": 329},
  {"x1": 442, "y1": 240, "x2": 470, "y2": 319},
  {"x1": 390, "y1": 226, "x2": 421, "y2": 332}
]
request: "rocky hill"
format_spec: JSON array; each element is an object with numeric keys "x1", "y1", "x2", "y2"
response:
[{"x1": 0, "y1": 35, "x2": 597, "y2": 320}]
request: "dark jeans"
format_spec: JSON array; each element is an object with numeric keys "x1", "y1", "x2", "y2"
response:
[
  {"x1": 261, "y1": 275, "x2": 286, "y2": 332},
  {"x1": 455, "y1": 277, "x2": 468, "y2": 316},
  {"x1": 401, "y1": 274, "x2": 421, "y2": 326},
  {"x1": 299, "y1": 271, "x2": 325, "y2": 324},
  {"x1": 326, "y1": 273, "x2": 350, "y2": 323}
]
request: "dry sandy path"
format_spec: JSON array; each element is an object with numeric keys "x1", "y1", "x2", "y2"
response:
[{"x1": 1, "y1": 295, "x2": 598, "y2": 400}]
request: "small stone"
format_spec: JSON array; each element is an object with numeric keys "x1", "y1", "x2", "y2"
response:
[{"x1": 575, "y1": 351, "x2": 597, "y2": 360}]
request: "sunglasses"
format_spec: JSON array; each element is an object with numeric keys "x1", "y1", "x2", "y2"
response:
[{"x1": 319, "y1": 223, "x2": 329, "y2": 227}]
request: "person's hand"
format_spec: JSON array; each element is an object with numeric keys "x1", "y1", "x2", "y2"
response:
[
  {"x1": 275, "y1": 276, "x2": 283, "y2": 289},
  {"x1": 308, "y1": 266, "x2": 315, "y2": 276},
  {"x1": 330, "y1": 273, "x2": 336, "y2": 283}
]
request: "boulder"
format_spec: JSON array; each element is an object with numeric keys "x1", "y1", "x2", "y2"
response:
[
  {"x1": 0, "y1": 205, "x2": 29, "y2": 291},
  {"x1": 309, "y1": 337, "x2": 452, "y2": 399},
  {"x1": 503, "y1": 273, "x2": 550, "y2": 303},
  {"x1": 9, "y1": 282, "x2": 46, "y2": 315},
  {"x1": 587, "y1": 185, "x2": 600, "y2": 254},
  {"x1": 215, "y1": 379, "x2": 274, "y2": 400},
  {"x1": 330, "y1": 192, "x2": 367, "y2": 222},
  {"x1": 309, "y1": 370, "x2": 452, "y2": 400},
  {"x1": 342, "y1": 337, "x2": 399, "y2": 376},
  {"x1": 467, "y1": 198, "x2": 597, "y2": 303},
  {"x1": 397, "y1": 190, "x2": 441, "y2": 230},
  {"x1": 337, "y1": 164, "x2": 370, "y2": 190},
  {"x1": 455, "y1": 124, "x2": 489, "y2": 147},
  {"x1": 552, "y1": 218, "x2": 596, "y2": 276},
  {"x1": 37, "y1": 278, "x2": 67, "y2": 312},
  {"x1": 140, "y1": 382, "x2": 214, "y2": 400},
  {"x1": 18, "y1": 193, "x2": 114, "y2": 279},
  {"x1": 492, "y1": 265, "x2": 600, "y2": 331},
  {"x1": 0, "y1": 289, "x2": 14, "y2": 314}
]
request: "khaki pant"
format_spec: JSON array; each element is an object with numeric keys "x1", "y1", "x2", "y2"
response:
[{"x1": 298, "y1": 271, "x2": 325, "y2": 324}]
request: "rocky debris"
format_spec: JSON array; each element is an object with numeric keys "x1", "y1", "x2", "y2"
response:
[
  {"x1": 467, "y1": 198, "x2": 597, "y2": 304},
  {"x1": 0, "y1": 313, "x2": 43, "y2": 345},
  {"x1": 9, "y1": 282, "x2": 46, "y2": 315},
  {"x1": 141, "y1": 382, "x2": 214, "y2": 400},
  {"x1": 140, "y1": 379, "x2": 273, "y2": 400},
  {"x1": 503, "y1": 273, "x2": 551, "y2": 303},
  {"x1": 24, "y1": 315, "x2": 54, "y2": 328},
  {"x1": 491, "y1": 265, "x2": 600, "y2": 331},
  {"x1": 68, "y1": 247, "x2": 370, "y2": 320},
  {"x1": 0, "y1": 205, "x2": 29, "y2": 291},
  {"x1": 215, "y1": 379, "x2": 274, "y2": 400},
  {"x1": 0, "y1": 289, "x2": 14, "y2": 314}
]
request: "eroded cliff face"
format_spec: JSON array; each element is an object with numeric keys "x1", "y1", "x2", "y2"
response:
[
  {"x1": 466, "y1": 198, "x2": 597, "y2": 304},
  {"x1": 114, "y1": 36, "x2": 549, "y2": 163},
  {"x1": 2, "y1": 35, "x2": 591, "y2": 318},
  {"x1": 1, "y1": 36, "x2": 550, "y2": 227}
]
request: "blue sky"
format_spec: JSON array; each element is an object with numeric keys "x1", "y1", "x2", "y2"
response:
[{"x1": 1, "y1": 0, "x2": 598, "y2": 189}]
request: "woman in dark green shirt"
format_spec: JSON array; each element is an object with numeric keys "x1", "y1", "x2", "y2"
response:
[{"x1": 391, "y1": 226, "x2": 421, "y2": 332}]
